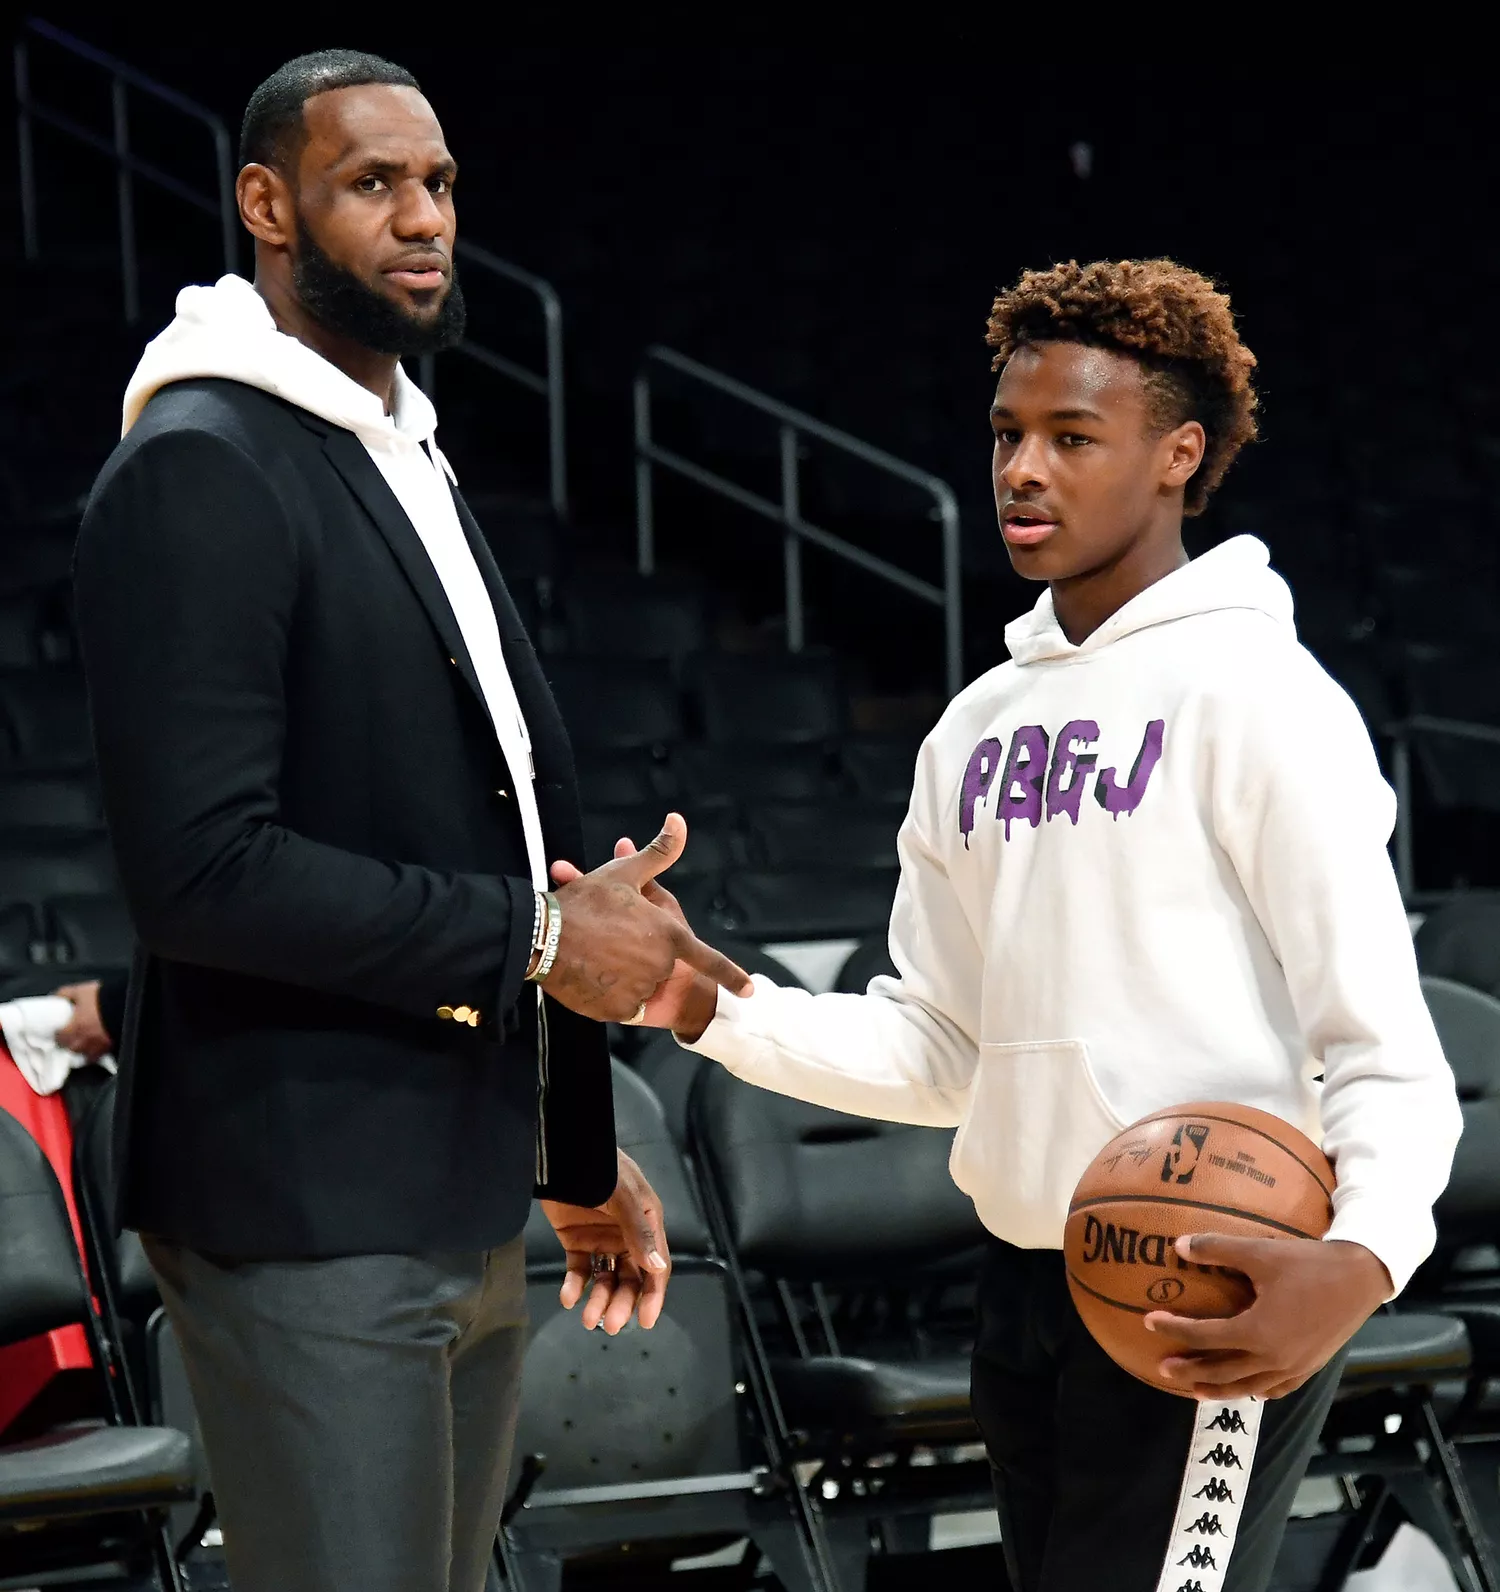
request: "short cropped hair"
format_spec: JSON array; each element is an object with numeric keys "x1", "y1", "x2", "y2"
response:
[
  {"x1": 239, "y1": 49, "x2": 420, "y2": 172},
  {"x1": 985, "y1": 259, "x2": 1259, "y2": 515}
]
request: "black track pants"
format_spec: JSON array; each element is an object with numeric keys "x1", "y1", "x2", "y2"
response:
[{"x1": 970, "y1": 1238, "x2": 1344, "y2": 1592}]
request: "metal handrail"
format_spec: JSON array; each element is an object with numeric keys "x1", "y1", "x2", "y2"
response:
[
  {"x1": 634, "y1": 344, "x2": 964, "y2": 696},
  {"x1": 15, "y1": 16, "x2": 237, "y2": 322},
  {"x1": 418, "y1": 239, "x2": 568, "y2": 522},
  {"x1": 1389, "y1": 714, "x2": 1500, "y2": 900},
  {"x1": 14, "y1": 21, "x2": 569, "y2": 520}
]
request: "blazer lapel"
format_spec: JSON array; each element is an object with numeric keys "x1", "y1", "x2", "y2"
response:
[{"x1": 320, "y1": 428, "x2": 492, "y2": 725}]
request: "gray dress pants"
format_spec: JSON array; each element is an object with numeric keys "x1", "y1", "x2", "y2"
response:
[{"x1": 143, "y1": 1233, "x2": 528, "y2": 1592}]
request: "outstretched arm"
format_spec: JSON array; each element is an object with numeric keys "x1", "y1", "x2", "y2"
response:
[{"x1": 554, "y1": 745, "x2": 983, "y2": 1126}]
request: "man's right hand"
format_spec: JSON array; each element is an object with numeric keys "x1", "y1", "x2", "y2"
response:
[
  {"x1": 541, "y1": 813, "x2": 752, "y2": 1023},
  {"x1": 550, "y1": 829, "x2": 728, "y2": 1041}
]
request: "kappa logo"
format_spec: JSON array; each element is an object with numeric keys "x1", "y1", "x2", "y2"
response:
[
  {"x1": 1193, "y1": 1477, "x2": 1235, "y2": 1503},
  {"x1": 1185, "y1": 1513, "x2": 1226, "y2": 1537},
  {"x1": 1205, "y1": 1407, "x2": 1249, "y2": 1434},
  {"x1": 1162, "y1": 1122, "x2": 1210, "y2": 1185},
  {"x1": 1198, "y1": 1442, "x2": 1243, "y2": 1468},
  {"x1": 1178, "y1": 1545, "x2": 1218, "y2": 1570},
  {"x1": 1174, "y1": 1582, "x2": 1206, "y2": 1592}
]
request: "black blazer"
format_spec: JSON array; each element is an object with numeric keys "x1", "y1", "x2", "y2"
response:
[{"x1": 74, "y1": 378, "x2": 615, "y2": 1257}]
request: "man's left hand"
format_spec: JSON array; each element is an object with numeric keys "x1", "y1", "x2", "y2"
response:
[
  {"x1": 1144, "y1": 1234, "x2": 1391, "y2": 1399},
  {"x1": 53, "y1": 981, "x2": 113, "y2": 1060},
  {"x1": 540, "y1": 1149, "x2": 672, "y2": 1335}
]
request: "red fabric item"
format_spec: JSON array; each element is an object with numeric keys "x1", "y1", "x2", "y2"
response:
[{"x1": 0, "y1": 1048, "x2": 94, "y2": 1437}]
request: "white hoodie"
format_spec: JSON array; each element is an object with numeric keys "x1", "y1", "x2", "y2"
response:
[
  {"x1": 685, "y1": 536, "x2": 1461, "y2": 1293},
  {"x1": 121, "y1": 274, "x2": 546, "y2": 893}
]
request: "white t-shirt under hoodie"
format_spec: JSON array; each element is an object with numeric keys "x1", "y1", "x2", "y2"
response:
[{"x1": 683, "y1": 535, "x2": 1461, "y2": 1294}]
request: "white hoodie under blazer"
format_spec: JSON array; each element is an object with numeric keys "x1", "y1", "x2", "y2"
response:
[
  {"x1": 120, "y1": 273, "x2": 548, "y2": 895},
  {"x1": 684, "y1": 536, "x2": 1461, "y2": 1293}
]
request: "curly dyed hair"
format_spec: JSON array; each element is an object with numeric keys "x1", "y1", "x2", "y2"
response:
[{"x1": 985, "y1": 258, "x2": 1259, "y2": 516}]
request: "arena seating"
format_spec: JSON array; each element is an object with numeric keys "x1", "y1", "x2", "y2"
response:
[
  {"x1": 503, "y1": 1063, "x2": 829, "y2": 1592},
  {"x1": 3, "y1": 42, "x2": 1499, "y2": 1586},
  {"x1": 0, "y1": 1105, "x2": 194, "y2": 1590},
  {"x1": 688, "y1": 1059, "x2": 992, "y2": 1586},
  {"x1": 1417, "y1": 896, "x2": 1500, "y2": 1003},
  {"x1": 8, "y1": 936, "x2": 1500, "y2": 1587},
  {"x1": 833, "y1": 934, "x2": 899, "y2": 996}
]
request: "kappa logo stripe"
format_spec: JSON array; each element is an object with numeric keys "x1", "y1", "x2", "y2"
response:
[{"x1": 1152, "y1": 1398, "x2": 1263, "y2": 1592}]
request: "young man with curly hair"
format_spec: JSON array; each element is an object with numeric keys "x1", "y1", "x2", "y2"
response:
[{"x1": 581, "y1": 259, "x2": 1461, "y2": 1590}]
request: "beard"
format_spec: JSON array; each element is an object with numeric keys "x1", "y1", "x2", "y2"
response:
[{"x1": 290, "y1": 215, "x2": 467, "y2": 357}]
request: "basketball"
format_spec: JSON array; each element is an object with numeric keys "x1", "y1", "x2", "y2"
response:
[{"x1": 1063, "y1": 1102, "x2": 1336, "y2": 1395}]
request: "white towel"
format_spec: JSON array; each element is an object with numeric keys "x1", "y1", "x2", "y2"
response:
[{"x1": 0, "y1": 996, "x2": 115, "y2": 1096}]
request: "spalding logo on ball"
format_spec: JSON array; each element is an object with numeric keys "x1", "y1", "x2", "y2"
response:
[{"x1": 1063, "y1": 1101, "x2": 1335, "y2": 1396}]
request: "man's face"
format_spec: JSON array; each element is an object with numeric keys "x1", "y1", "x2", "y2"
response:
[
  {"x1": 288, "y1": 83, "x2": 462, "y2": 355},
  {"x1": 990, "y1": 341, "x2": 1190, "y2": 582}
]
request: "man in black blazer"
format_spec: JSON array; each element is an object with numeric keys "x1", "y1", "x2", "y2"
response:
[{"x1": 74, "y1": 49, "x2": 748, "y2": 1592}]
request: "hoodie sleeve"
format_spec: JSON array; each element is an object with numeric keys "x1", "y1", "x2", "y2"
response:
[
  {"x1": 1211, "y1": 652, "x2": 1461, "y2": 1295},
  {"x1": 75, "y1": 426, "x2": 535, "y2": 1026},
  {"x1": 679, "y1": 733, "x2": 981, "y2": 1126}
]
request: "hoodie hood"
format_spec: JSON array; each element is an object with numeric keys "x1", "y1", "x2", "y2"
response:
[
  {"x1": 1003, "y1": 535, "x2": 1295, "y2": 666},
  {"x1": 121, "y1": 274, "x2": 436, "y2": 449}
]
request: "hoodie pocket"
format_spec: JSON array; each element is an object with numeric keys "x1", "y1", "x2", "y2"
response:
[{"x1": 952, "y1": 1039, "x2": 1126, "y2": 1249}]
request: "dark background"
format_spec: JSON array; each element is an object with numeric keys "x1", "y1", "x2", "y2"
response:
[{"x1": 4, "y1": 27, "x2": 1498, "y2": 879}]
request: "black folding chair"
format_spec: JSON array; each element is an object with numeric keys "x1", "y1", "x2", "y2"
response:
[
  {"x1": 0, "y1": 1107, "x2": 192, "y2": 1590},
  {"x1": 63, "y1": 1074, "x2": 220, "y2": 1572},
  {"x1": 715, "y1": 868, "x2": 899, "y2": 942},
  {"x1": 499, "y1": 1061, "x2": 829, "y2": 1592},
  {"x1": 689, "y1": 1063, "x2": 990, "y2": 1592},
  {"x1": 1308, "y1": 1310, "x2": 1499, "y2": 1591},
  {"x1": 633, "y1": 941, "x2": 805, "y2": 1149},
  {"x1": 1417, "y1": 897, "x2": 1500, "y2": 1005}
]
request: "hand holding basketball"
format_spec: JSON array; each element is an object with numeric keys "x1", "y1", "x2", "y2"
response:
[
  {"x1": 1145, "y1": 1233, "x2": 1391, "y2": 1400},
  {"x1": 1063, "y1": 1101, "x2": 1371, "y2": 1398}
]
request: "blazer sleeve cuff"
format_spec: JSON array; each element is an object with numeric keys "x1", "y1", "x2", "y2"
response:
[{"x1": 495, "y1": 875, "x2": 539, "y2": 1021}]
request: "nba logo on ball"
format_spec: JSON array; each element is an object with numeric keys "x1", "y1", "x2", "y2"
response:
[
  {"x1": 1064, "y1": 1102, "x2": 1335, "y2": 1394},
  {"x1": 1161, "y1": 1122, "x2": 1210, "y2": 1184}
]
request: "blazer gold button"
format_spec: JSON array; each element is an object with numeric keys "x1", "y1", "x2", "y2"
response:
[
  {"x1": 466, "y1": 1010, "x2": 481, "y2": 1027},
  {"x1": 452, "y1": 1005, "x2": 473, "y2": 1024},
  {"x1": 496, "y1": 789, "x2": 509, "y2": 800},
  {"x1": 437, "y1": 1006, "x2": 455, "y2": 1020}
]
